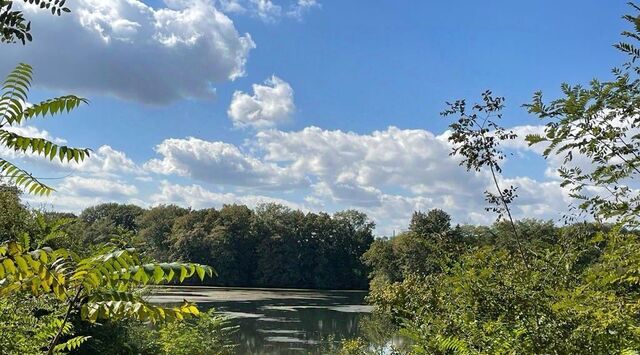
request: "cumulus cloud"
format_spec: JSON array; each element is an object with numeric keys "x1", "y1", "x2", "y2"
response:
[
  {"x1": 138, "y1": 125, "x2": 575, "y2": 234},
  {"x1": 75, "y1": 145, "x2": 140, "y2": 175},
  {"x1": 218, "y1": 0, "x2": 247, "y2": 13},
  {"x1": 244, "y1": 0, "x2": 319, "y2": 22},
  {"x1": 256, "y1": 126, "x2": 487, "y2": 196},
  {"x1": 8, "y1": 122, "x2": 575, "y2": 235},
  {"x1": 228, "y1": 76, "x2": 295, "y2": 129},
  {"x1": 144, "y1": 136, "x2": 306, "y2": 188},
  {"x1": 313, "y1": 181, "x2": 383, "y2": 207},
  {"x1": 150, "y1": 180, "x2": 304, "y2": 210},
  {"x1": 24, "y1": 176, "x2": 139, "y2": 212},
  {"x1": 3, "y1": 0, "x2": 255, "y2": 104},
  {"x1": 58, "y1": 176, "x2": 138, "y2": 197},
  {"x1": 255, "y1": 125, "x2": 581, "y2": 232}
]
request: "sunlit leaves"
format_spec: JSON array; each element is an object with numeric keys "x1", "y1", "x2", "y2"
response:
[
  {"x1": 81, "y1": 300, "x2": 200, "y2": 324},
  {"x1": 0, "y1": 240, "x2": 214, "y2": 324},
  {"x1": 0, "y1": 63, "x2": 90, "y2": 195},
  {"x1": 53, "y1": 335, "x2": 91, "y2": 353}
]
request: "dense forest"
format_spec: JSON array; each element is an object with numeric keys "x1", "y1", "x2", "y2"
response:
[{"x1": 4, "y1": 195, "x2": 374, "y2": 290}]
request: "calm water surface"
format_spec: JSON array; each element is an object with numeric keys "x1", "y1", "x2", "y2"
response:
[{"x1": 150, "y1": 286, "x2": 373, "y2": 354}]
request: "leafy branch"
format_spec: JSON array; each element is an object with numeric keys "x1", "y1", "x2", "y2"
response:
[
  {"x1": 0, "y1": 239, "x2": 215, "y2": 353},
  {"x1": 0, "y1": 63, "x2": 90, "y2": 195},
  {"x1": 1, "y1": 0, "x2": 70, "y2": 44},
  {"x1": 441, "y1": 91, "x2": 529, "y2": 267}
]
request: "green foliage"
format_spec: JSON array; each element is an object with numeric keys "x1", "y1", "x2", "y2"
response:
[
  {"x1": 333, "y1": 338, "x2": 369, "y2": 355},
  {"x1": 138, "y1": 204, "x2": 189, "y2": 261},
  {"x1": 159, "y1": 308, "x2": 237, "y2": 355},
  {"x1": 0, "y1": 63, "x2": 90, "y2": 195},
  {"x1": 363, "y1": 7, "x2": 640, "y2": 354},
  {"x1": 393, "y1": 227, "x2": 640, "y2": 354},
  {"x1": 0, "y1": 239, "x2": 213, "y2": 318},
  {"x1": 525, "y1": 2, "x2": 640, "y2": 226},
  {"x1": 0, "y1": 184, "x2": 29, "y2": 240},
  {"x1": 1, "y1": 0, "x2": 70, "y2": 44},
  {"x1": 0, "y1": 234, "x2": 214, "y2": 353},
  {"x1": 363, "y1": 209, "x2": 465, "y2": 292},
  {"x1": 0, "y1": 293, "x2": 66, "y2": 354}
]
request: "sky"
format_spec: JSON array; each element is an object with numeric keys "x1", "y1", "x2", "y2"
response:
[{"x1": 0, "y1": 0, "x2": 631, "y2": 235}]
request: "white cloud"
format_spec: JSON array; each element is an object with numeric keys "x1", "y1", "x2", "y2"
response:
[
  {"x1": 228, "y1": 76, "x2": 295, "y2": 129},
  {"x1": 256, "y1": 126, "x2": 487, "y2": 196},
  {"x1": 8, "y1": 122, "x2": 578, "y2": 235},
  {"x1": 286, "y1": 0, "x2": 320, "y2": 19},
  {"x1": 243, "y1": 0, "x2": 318, "y2": 22},
  {"x1": 218, "y1": 0, "x2": 247, "y2": 13},
  {"x1": 139, "y1": 125, "x2": 574, "y2": 234},
  {"x1": 72, "y1": 145, "x2": 140, "y2": 175},
  {"x1": 144, "y1": 136, "x2": 306, "y2": 188},
  {"x1": 313, "y1": 181, "x2": 383, "y2": 207},
  {"x1": 254, "y1": 125, "x2": 577, "y2": 233},
  {"x1": 249, "y1": 0, "x2": 282, "y2": 22},
  {"x1": 24, "y1": 176, "x2": 139, "y2": 212},
  {"x1": 150, "y1": 180, "x2": 304, "y2": 210},
  {"x1": 4, "y1": 0, "x2": 255, "y2": 104},
  {"x1": 59, "y1": 176, "x2": 138, "y2": 197}
]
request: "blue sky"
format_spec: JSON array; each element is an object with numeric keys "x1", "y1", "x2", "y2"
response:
[{"x1": 0, "y1": 0, "x2": 631, "y2": 234}]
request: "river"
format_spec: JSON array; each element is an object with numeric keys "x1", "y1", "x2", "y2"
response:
[{"x1": 149, "y1": 286, "x2": 374, "y2": 354}]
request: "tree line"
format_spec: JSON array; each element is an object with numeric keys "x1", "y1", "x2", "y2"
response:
[{"x1": 5, "y1": 194, "x2": 375, "y2": 290}]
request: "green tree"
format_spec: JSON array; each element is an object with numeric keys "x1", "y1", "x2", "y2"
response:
[
  {"x1": 0, "y1": 184, "x2": 29, "y2": 240},
  {"x1": 78, "y1": 203, "x2": 145, "y2": 247},
  {"x1": 361, "y1": 238, "x2": 399, "y2": 283},
  {"x1": 409, "y1": 209, "x2": 451, "y2": 236},
  {"x1": 525, "y1": 2, "x2": 640, "y2": 226},
  {"x1": 138, "y1": 205, "x2": 189, "y2": 261},
  {"x1": 80, "y1": 203, "x2": 144, "y2": 232}
]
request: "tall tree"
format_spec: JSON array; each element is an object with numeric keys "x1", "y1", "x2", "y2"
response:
[{"x1": 138, "y1": 205, "x2": 189, "y2": 261}]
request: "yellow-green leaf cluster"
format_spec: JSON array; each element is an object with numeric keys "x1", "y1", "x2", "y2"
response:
[
  {"x1": 0, "y1": 240, "x2": 214, "y2": 325},
  {"x1": 0, "y1": 63, "x2": 90, "y2": 195}
]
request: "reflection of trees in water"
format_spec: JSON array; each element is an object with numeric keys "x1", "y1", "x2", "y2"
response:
[{"x1": 195, "y1": 291, "x2": 368, "y2": 354}]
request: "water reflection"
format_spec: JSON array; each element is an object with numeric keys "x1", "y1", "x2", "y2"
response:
[{"x1": 150, "y1": 287, "x2": 373, "y2": 354}]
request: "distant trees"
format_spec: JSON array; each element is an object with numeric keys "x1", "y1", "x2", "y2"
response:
[
  {"x1": 138, "y1": 205, "x2": 188, "y2": 261},
  {"x1": 63, "y1": 201, "x2": 375, "y2": 290},
  {"x1": 363, "y1": 209, "x2": 464, "y2": 284}
]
